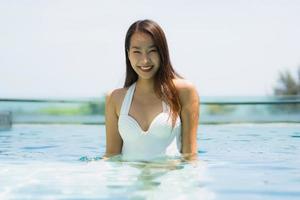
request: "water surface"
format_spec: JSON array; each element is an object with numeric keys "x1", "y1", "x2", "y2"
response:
[{"x1": 0, "y1": 124, "x2": 300, "y2": 199}]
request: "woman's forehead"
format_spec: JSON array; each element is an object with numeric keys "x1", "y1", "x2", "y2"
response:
[{"x1": 130, "y1": 32, "x2": 156, "y2": 49}]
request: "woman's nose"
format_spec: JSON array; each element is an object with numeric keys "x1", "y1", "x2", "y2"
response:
[{"x1": 141, "y1": 53, "x2": 150, "y2": 64}]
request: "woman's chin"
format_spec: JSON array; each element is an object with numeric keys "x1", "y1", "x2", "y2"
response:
[
  {"x1": 137, "y1": 74, "x2": 155, "y2": 80},
  {"x1": 136, "y1": 71, "x2": 157, "y2": 80}
]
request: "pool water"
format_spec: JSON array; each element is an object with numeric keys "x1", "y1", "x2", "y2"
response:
[{"x1": 0, "y1": 123, "x2": 300, "y2": 199}]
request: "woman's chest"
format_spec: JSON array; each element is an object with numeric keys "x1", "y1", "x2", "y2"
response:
[{"x1": 118, "y1": 113, "x2": 174, "y2": 141}]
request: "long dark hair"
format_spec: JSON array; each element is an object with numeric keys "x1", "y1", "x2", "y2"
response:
[{"x1": 124, "y1": 19, "x2": 182, "y2": 126}]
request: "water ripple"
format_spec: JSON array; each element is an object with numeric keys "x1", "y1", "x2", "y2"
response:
[{"x1": 21, "y1": 145, "x2": 59, "y2": 150}]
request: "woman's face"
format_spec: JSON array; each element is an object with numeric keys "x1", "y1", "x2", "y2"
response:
[{"x1": 128, "y1": 32, "x2": 161, "y2": 80}]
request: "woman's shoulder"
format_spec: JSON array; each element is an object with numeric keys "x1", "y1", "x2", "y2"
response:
[
  {"x1": 173, "y1": 78, "x2": 198, "y2": 94},
  {"x1": 106, "y1": 87, "x2": 128, "y2": 115},
  {"x1": 173, "y1": 78, "x2": 199, "y2": 105},
  {"x1": 107, "y1": 87, "x2": 127, "y2": 100}
]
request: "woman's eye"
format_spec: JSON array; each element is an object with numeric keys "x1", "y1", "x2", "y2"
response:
[
  {"x1": 149, "y1": 49, "x2": 157, "y2": 53},
  {"x1": 133, "y1": 51, "x2": 140, "y2": 54}
]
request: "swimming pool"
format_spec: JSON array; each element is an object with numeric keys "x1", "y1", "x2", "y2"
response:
[{"x1": 1, "y1": 123, "x2": 299, "y2": 199}]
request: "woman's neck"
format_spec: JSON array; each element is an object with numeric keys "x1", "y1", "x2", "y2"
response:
[{"x1": 136, "y1": 78, "x2": 155, "y2": 94}]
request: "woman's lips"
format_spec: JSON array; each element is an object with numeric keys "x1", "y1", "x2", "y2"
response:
[{"x1": 139, "y1": 65, "x2": 153, "y2": 72}]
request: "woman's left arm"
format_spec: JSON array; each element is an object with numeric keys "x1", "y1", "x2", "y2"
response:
[{"x1": 177, "y1": 80, "x2": 199, "y2": 160}]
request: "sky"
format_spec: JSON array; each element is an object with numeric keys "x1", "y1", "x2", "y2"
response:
[{"x1": 0, "y1": 0, "x2": 300, "y2": 99}]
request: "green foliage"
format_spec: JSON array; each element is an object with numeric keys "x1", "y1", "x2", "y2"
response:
[
  {"x1": 206, "y1": 105, "x2": 235, "y2": 115},
  {"x1": 38, "y1": 98, "x2": 106, "y2": 116},
  {"x1": 271, "y1": 66, "x2": 300, "y2": 113},
  {"x1": 274, "y1": 67, "x2": 300, "y2": 95},
  {"x1": 39, "y1": 107, "x2": 82, "y2": 115},
  {"x1": 79, "y1": 100, "x2": 105, "y2": 115}
]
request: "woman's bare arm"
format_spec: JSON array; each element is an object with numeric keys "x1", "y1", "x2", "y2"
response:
[
  {"x1": 103, "y1": 90, "x2": 123, "y2": 158},
  {"x1": 177, "y1": 80, "x2": 199, "y2": 160}
]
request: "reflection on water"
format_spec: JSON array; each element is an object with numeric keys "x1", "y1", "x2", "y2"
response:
[
  {"x1": 0, "y1": 158, "x2": 214, "y2": 200},
  {"x1": 1, "y1": 124, "x2": 300, "y2": 199},
  {"x1": 79, "y1": 155, "x2": 215, "y2": 199}
]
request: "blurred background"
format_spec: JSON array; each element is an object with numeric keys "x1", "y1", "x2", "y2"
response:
[{"x1": 0, "y1": 0, "x2": 300, "y2": 125}]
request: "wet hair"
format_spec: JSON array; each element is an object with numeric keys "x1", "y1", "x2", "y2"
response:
[{"x1": 124, "y1": 19, "x2": 182, "y2": 126}]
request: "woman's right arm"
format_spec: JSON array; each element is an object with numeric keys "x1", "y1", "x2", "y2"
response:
[{"x1": 103, "y1": 90, "x2": 123, "y2": 159}]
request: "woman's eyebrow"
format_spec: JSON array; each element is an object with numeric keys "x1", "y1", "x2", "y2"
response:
[
  {"x1": 131, "y1": 46, "x2": 140, "y2": 49},
  {"x1": 130, "y1": 45, "x2": 156, "y2": 49}
]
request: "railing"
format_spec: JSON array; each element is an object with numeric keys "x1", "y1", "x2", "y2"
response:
[
  {"x1": 0, "y1": 96, "x2": 300, "y2": 127},
  {"x1": 1, "y1": 96, "x2": 300, "y2": 104}
]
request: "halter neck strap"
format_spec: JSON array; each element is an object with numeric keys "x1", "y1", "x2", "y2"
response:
[{"x1": 120, "y1": 82, "x2": 169, "y2": 115}]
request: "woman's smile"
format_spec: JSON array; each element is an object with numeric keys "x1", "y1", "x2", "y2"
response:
[{"x1": 139, "y1": 65, "x2": 154, "y2": 72}]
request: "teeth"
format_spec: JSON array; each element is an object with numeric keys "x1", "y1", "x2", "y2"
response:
[{"x1": 141, "y1": 66, "x2": 152, "y2": 70}]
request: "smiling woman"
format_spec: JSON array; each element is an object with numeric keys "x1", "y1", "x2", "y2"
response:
[
  {"x1": 127, "y1": 32, "x2": 161, "y2": 79},
  {"x1": 104, "y1": 19, "x2": 199, "y2": 161}
]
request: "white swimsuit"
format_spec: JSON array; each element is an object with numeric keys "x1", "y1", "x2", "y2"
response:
[{"x1": 118, "y1": 82, "x2": 182, "y2": 161}]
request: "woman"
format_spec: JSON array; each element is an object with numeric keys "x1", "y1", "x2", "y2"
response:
[{"x1": 104, "y1": 19, "x2": 199, "y2": 161}]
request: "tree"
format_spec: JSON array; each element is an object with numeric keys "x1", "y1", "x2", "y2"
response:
[
  {"x1": 274, "y1": 67, "x2": 300, "y2": 95},
  {"x1": 271, "y1": 66, "x2": 300, "y2": 113}
]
